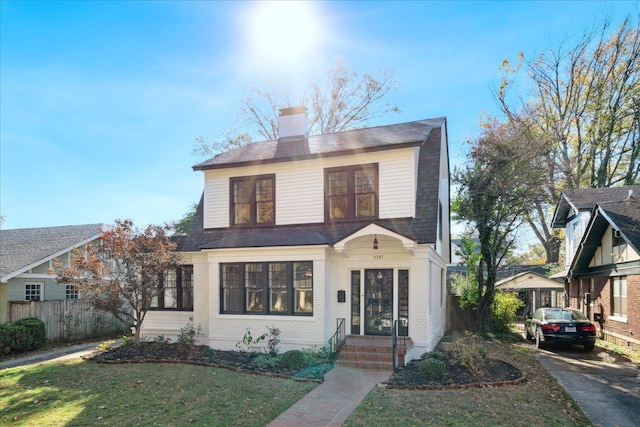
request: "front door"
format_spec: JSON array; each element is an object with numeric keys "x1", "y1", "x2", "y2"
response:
[{"x1": 364, "y1": 269, "x2": 393, "y2": 335}]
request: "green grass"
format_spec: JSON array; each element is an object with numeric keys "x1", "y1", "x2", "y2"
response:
[
  {"x1": 344, "y1": 340, "x2": 593, "y2": 427},
  {"x1": 0, "y1": 359, "x2": 316, "y2": 426}
]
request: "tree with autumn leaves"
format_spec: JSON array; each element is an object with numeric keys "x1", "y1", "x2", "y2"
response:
[{"x1": 52, "y1": 220, "x2": 181, "y2": 344}]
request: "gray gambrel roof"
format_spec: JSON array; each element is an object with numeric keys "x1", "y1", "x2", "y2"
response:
[
  {"x1": 193, "y1": 118, "x2": 445, "y2": 170},
  {"x1": 0, "y1": 224, "x2": 103, "y2": 281},
  {"x1": 180, "y1": 117, "x2": 448, "y2": 251}
]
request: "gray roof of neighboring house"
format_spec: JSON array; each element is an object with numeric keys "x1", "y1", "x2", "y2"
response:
[
  {"x1": 551, "y1": 185, "x2": 640, "y2": 228},
  {"x1": 180, "y1": 117, "x2": 447, "y2": 251},
  {"x1": 0, "y1": 224, "x2": 103, "y2": 281}
]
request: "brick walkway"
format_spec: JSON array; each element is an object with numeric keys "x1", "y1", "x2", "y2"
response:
[{"x1": 267, "y1": 366, "x2": 391, "y2": 427}]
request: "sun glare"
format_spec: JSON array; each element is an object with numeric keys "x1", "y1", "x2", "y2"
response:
[{"x1": 248, "y1": 1, "x2": 321, "y2": 63}]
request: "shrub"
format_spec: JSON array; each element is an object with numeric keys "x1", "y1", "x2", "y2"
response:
[
  {"x1": 301, "y1": 345, "x2": 331, "y2": 365},
  {"x1": 0, "y1": 318, "x2": 46, "y2": 354},
  {"x1": 236, "y1": 328, "x2": 266, "y2": 353},
  {"x1": 449, "y1": 332, "x2": 488, "y2": 376},
  {"x1": 178, "y1": 323, "x2": 201, "y2": 347},
  {"x1": 120, "y1": 335, "x2": 135, "y2": 347},
  {"x1": 421, "y1": 350, "x2": 448, "y2": 362},
  {"x1": 153, "y1": 335, "x2": 171, "y2": 348},
  {"x1": 97, "y1": 339, "x2": 115, "y2": 351},
  {"x1": 253, "y1": 354, "x2": 280, "y2": 369},
  {"x1": 490, "y1": 290, "x2": 524, "y2": 333},
  {"x1": 419, "y1": 357, "x2": 447, "y2": 381},
  {"x1": 278, "y1": 349, "x2": 306, "y2": 370},
  {"x1": 264, "y1": 325, "x2": 281, "y2": 356}
]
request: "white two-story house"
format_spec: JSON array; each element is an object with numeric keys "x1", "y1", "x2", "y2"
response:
[{"x1": 141, "y1": 107, "x2": 450, "y2": 364}]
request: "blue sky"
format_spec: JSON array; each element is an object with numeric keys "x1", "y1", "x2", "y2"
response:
[{"x1": 1, "y1": 0, "x2": 638, "y2": 230}]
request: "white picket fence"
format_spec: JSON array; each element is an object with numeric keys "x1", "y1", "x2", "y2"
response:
[{"x1": 8, "y1": 300, "x2": 130, "y2": 342}]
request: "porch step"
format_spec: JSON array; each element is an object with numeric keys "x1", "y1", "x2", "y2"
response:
[{"x1": 335, "y1": 335, "x2": 412, "y2": 371}]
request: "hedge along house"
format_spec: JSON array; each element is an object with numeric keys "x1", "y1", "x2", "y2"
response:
[{"x1": 141, "y1": 108, "x2": 450, "y2": 367}]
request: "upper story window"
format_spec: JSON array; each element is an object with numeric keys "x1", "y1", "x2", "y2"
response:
[
  {"x1": 230, "y1": 174, "x2": 275, "y2": 226},
  {"x1": 325, "y1": 164, "x2": 378, "y2": 221}
]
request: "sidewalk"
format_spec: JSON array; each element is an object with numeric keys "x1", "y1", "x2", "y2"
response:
[
  {"x1": 267, "y1": 366, "x2": 391, "y2": 427},
  {"x1": 0, "y1": 340, "x2": 116, "y2": 370}
]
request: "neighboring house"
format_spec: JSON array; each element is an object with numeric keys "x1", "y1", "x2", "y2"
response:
[
  {"x1": 0, "y1": 224, "x2": 103, "y2": 323},
  {"x1": 495, "y1": 271, "x2": 565, "y2": 319},
  {"x1": 551, "y1": 186, "x2": 640, "y2": 351},
  {"x1": 141, "y1": 107, "x2": 451, "y2": 363}
]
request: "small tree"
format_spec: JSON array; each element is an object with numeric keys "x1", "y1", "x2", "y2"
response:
[
  {"x1": 52, "y1": 219, "x2": 181, "y2": 344},
  {"x1": 453, "y1": 118, "x2": 547, "y2": 332}
]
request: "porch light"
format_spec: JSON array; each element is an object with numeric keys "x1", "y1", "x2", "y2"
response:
[{"x1": 373, "y1": 235, "x2": 378, "y2": 250}]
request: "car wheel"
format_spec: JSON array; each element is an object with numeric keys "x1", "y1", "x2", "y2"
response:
[
  {"x1": 584, "y1": 342, "x2": 595, "y2": 352},
  {"x1": 535, "y1": 330, "x2": 544, "y2": 348}
]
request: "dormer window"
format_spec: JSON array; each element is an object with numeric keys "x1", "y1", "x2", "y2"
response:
[
  {"x1": 325, "y1": 164, "x2": 378, "y2": 221},
  {"x1": 230, "y1": 174, "x2": 275, "y2": 226}
]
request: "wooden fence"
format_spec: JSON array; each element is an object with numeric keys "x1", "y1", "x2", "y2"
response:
[{"x1": 8, "y1": 300, "x2": 130, "y2": 342}]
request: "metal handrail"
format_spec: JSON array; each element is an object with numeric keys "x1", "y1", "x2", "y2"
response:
[
  {"x1": 392, "y1": 320, "x2": 398, "y2": 371},
  {"x1": 328, "y1": 318, "x2": 345, "y2": 363}
]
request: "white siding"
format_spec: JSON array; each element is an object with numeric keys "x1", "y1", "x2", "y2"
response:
[
  {"x1": 379, "y1": 152, "x2": 415, "y2": 218},
  {"x1": 203, "y1": 173, "x2": 229, "y2": 229},
  {"x1": 276, "y1": 164, "x2": 324, "y2": 224},
  {"x1": 200, "y1": 147, "x2": 418, "y2": 228}
]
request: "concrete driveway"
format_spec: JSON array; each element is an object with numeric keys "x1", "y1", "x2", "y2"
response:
[{"x1": 534, "y1": 344, "x2": 640, "y2": 427}]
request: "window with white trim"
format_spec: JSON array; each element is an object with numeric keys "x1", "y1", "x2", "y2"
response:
[
  {"x1": 66, "y1": 284, "x2": 79, "y2": 300},
  {"x1": 612, "y1": 276, "x2": 627, "y2": 318},
  {"x1": 25, "y1": 283, "x2": 42, "y2": 301}
]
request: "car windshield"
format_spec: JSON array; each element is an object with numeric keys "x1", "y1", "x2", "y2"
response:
[{"x1": 543, "y1": 309, "x2": 587, "y2": 321}]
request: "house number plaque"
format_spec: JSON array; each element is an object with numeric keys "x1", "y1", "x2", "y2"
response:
[{"x1": 374, "y1": 255, "x2": 384, "y2": 260}]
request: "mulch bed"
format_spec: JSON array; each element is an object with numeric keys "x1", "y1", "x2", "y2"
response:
[
  {"x1": 384, "y1": 357, "x2": 524, "y2": 390},
  {"x1": 87, "y1": 342, "x2": 330, "y2": 381},
  {"x1": 87, "y1": 342, "x2": 524, "y2": 390}
]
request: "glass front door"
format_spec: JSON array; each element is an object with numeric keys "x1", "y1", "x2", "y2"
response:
[{"x1": 364, "y1": 269, "x2": 393, "y2": 335}]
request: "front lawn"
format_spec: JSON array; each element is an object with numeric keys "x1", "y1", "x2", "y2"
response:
[
  {"x1": 345, "y1": 339, "x2": 593, "y2": 427},
  {"x1": 0, "y1": 359, "x2": 316, "y2": 426}
]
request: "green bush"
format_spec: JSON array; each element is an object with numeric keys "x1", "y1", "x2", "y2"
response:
[
  {"x1": 419, "y1": 357, "x2": 447, "y2": 381},
  {"x1": 177, "y1": 323, "x2": 201, "y2": 347},
  {"x1": 449, "y1": 332, "x2": 487, "y2": 376},
  {"x1": 420, "y1": 350, "x2": 448, "y2": 362},
  {"x1": 490, "y1": 291, "x2": 524, "y2": 333},
  {"x1": 252, "y1": 354, "x2": 280, "y2": 369},
  {"x1": 278, "y1": 349, "x2": 306, "y2": 370},
  {"x1": 0, "y1": 318, "x2": 47, "y2": 354}
]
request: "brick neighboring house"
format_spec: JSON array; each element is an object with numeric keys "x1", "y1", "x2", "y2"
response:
[
  {"x1": 551, "y1": 186, "x2": 640, "y2": 351},
  {"x1": 140, "y1": 107, "x2": 451, "y2": 366}
]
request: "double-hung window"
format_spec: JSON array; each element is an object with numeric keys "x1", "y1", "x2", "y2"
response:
[
  {"x1": 612, "y1": 276, "x2": 627, "y2": 318},
  {"x1": 230, "y1": 174, "x2": 275, "y2": 226},
  {"x1": 151, "y1": 265, "x2": 194, "y2": 310},
  {"x1": 325, "y1": 164, "x2": 378, "y2": 221},
  {"x1": 221, "y1": 261, "x2": 313, "y2": 315}
]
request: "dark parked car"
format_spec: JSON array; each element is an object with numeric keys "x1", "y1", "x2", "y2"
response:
[{"x1": 526, "y1": 307, "x2": 596, "y2": 351}]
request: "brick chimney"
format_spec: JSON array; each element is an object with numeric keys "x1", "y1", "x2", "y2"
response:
[{"x1": 275, "y1": 106, "x2": 309, "y2": 158}]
